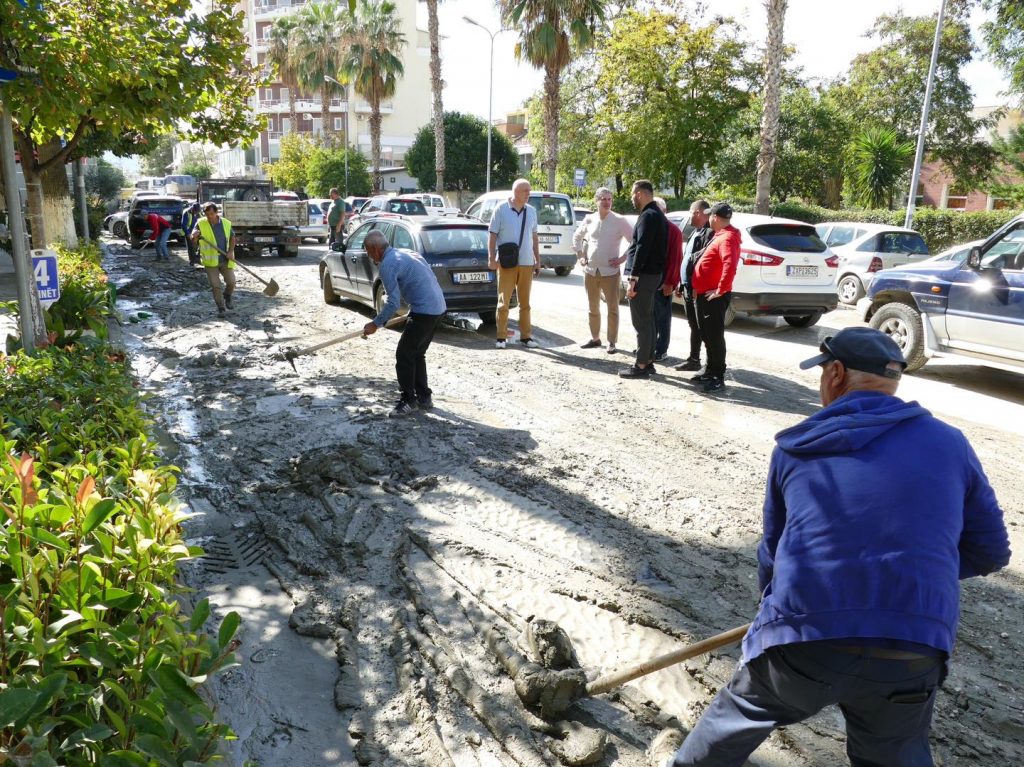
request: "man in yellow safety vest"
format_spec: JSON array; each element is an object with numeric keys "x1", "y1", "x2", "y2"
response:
[{"x1": 192, "y1": 202, "x2": 237, "y2": 316}]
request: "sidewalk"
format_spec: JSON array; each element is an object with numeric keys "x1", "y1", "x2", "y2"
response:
[{"x1": 1, "y1": 248, "x2": 22, "y2": 341}]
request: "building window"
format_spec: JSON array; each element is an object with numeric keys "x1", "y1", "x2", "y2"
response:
[
  {"x1": 334, "y1": 117, "x2": 343, "y2": 130},
  {"x1": 944, "y1": 185, "x2": 969, "y2": 210},
  {"x1": 989, "y1": 196, "x2": 1014, "y2": 211}
]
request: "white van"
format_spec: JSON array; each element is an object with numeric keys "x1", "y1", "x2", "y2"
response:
[{"x1": 466, "y1": 190, "x2": 577, "y2": 276}]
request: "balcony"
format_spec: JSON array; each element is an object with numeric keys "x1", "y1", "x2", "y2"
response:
[{"x1": 253, "y1": 0, "x2": 308, "y2": 18}]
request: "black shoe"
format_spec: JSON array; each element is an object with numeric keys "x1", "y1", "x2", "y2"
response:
[
  {"x1": 217, "y1": 306, "x2": 226, "y2": 316},
  {"x1": 619, "y1": 364, "x2": 653, "y2": 379},
  {"x1": 389, "y1": 400, "x2": 418, "y2": 418},
  {"x1": 580, "y1": 339, "x2": 603, "y2": 349},
  {"x1": 675, "y1": 358, "x2": 702, "y2": 372},
  {"x1": 702, "y1": 377, "x2": 726, "y2": 393},
  {"x1": 417, "y1": 395, "x2": 434, "y2": 410},
  {"x1": 690, "y1": 372, "x2": 712, "y2": 383},
  {"x1": 225, "y1": 297, "x2": 233, "y2": 309}
]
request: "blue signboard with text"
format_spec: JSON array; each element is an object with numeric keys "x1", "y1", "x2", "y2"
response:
[{"x1": 31, "y1": 249, "x2": 60, "y2": 308}]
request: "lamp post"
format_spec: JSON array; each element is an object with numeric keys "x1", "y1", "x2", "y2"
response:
[
  {"x1": 324, "y1": 75, "x2": 350, "y2": 199},
  {"x1": 463, "y1": 16, "x2": 505, "y2": 194}
]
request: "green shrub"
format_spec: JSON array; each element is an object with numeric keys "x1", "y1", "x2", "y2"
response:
[{"x1": 0, "y1": 347, "x2": 239, "y2": 764}]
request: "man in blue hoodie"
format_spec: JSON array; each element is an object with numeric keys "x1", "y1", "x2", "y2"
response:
[{"x1": 662, "y1": 327, "x2": 1010, "y2": 767}]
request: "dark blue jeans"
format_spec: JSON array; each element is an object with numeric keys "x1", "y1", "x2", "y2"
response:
[
  {"x1": 653, "y1": 290, "x2": 672, "y2": 357},
  {"x1": 673, "y1": 642, "x2": 945, "y2": 767}
]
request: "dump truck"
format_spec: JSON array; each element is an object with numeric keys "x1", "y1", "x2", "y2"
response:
[{"x1": 196, "y1": 179, "x2": 305, "y2": 258}]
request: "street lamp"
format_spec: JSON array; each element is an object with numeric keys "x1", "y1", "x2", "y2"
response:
[
  {"x1": 463, "y1": 16, "x2": 506, "y2": 194},
  {"x1": 324, "y1": 74, "x2": 350, "y2": 199}
]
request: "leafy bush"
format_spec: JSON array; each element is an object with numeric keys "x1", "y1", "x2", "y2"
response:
[{"x1": 0, "y1": 347, "x2": 239, "y2": 765}]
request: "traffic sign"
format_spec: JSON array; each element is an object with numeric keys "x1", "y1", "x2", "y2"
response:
[
  {"x1": 573, "y1": 168, "x2": 586, "y2": 187},
  {"x1": 31, "y1": 249, "x2": 60, "y2": 308}
]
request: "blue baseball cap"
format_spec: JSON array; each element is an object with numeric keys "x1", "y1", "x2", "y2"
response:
[{"x1": 799, "y1": 327, "x2": 906, "y2": 379}]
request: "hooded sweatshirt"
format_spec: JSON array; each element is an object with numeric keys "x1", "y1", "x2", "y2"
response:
[{"x1": 743, "y1": 390, "x2": 1010, "y2": 662}]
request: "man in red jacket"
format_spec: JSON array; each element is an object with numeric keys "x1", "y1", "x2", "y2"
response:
[{"x1": 691, "y1": 202, "x2": 740, "y2": 392}]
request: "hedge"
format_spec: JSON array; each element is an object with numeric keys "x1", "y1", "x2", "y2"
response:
[{"x1": 1, "y1": 327, "x2": 238, "y2": 759}]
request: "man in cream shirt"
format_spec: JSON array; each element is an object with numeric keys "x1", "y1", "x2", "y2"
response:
[{"x1": 572, "y1": 187, "x2": 635, "y2": 352}]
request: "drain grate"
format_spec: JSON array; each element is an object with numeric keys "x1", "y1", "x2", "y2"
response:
[{"x1": 201, "y1": 530, "x2": 271, "y2": 574}]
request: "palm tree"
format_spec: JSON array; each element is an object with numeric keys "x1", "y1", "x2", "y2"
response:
[
  {"x1": 343, "y1": 0, "x2": 406, "y2": 191},
  {"x1": 499, "y1": 0, "x2": 605, "y2": 191},
  {"x1": 755, "y1": 0, "x2": 788, "y2": 214},
  {"x1": 850, "y1": 127, "x2": 914, "y2": 209},
  {"x1": 293, "y1": 0, "x2": 352, "y2": 143},
  {"x1": 267, "y1": 15, "x2": 301, "y2": 135},
  {"x1": 426, "y1": 0, "x2": 445, "y2": 193}
]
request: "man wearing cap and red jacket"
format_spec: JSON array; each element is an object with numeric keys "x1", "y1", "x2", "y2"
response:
[{"x1": 690, "y1": 202, "x2": 740, "y2": 392}]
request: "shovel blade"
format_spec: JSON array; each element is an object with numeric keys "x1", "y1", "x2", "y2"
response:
[{"x1": 263, "y1": 279, "x2": 280, "y2": 297}]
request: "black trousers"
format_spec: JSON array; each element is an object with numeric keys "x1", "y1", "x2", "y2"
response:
[
  {"x1": 696, "y1": 292, "x2": 731, "y2": 378},
  {"x1": 683, "y1": 289, "x2": 703, "y2": 361},
  {"x1": 396, "y1": 313, "x2": 444, "y2": 403},
  {"x1": 629, "y1": 273, "x2": 661, "y2": 365}
]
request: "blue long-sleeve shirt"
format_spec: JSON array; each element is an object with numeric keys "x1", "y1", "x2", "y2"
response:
[
  {"x1": 744, "y1": 390, "x2": 1010, "y2": 662},
  {"x1": 373, "y1": 247, "x2": 446, "y2": 326}
]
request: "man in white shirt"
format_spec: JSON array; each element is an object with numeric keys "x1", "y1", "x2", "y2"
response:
[{"x1": 572, "y1": 187, "x2": 634, "y2": 352}]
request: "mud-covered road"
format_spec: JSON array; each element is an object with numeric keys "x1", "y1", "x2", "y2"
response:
[{"x1": 103, "y1": 239, "x2": 1023, "y2": 766}]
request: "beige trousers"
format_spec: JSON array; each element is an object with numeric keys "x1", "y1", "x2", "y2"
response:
[
  {"x1": 497, "y1": 265, "x2": 534, "y2": 340},
  {"x1": 584, "y1": 271, "x2": 620, "y2": 344},
  {"x1": 205, "y1": 264, "x2": 236, "y2": 310}
]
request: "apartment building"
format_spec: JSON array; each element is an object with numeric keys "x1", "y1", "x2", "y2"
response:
[{"x1": 224, "y1": 0, "x2": 431, "y2": 177}]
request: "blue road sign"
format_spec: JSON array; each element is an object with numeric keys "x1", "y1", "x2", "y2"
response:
[
  {"x1": 573, "y1": 168, "x2": 586, "y2": 188},
  {"x1": 31, "y1": 250, "x2": 60, "y2": 308}
]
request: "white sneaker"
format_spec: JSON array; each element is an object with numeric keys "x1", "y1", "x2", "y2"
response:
[
  {"x1": 520, "y1": 338, "x2": 540, "y2": 349},
  {"x1": 607, "y1": 343, "x2": 617, "y2": 354},
  {"x1": 647, "y1": 727, "x2": 684, "y2": 767},
  {"x1": 495, "y1": 339, "x2": 506, "y2": 349}
]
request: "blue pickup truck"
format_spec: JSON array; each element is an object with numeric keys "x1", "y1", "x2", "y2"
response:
[{"x1": 858, "y1": 215, "x2": 1024, "y2": 373}]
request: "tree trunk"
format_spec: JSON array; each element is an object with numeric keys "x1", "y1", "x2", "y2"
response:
[
  {"x1": 289, "y1": 83, "x2": 298, "y2": 135},
  {"x1": 427, "y1": 0, "x2": 445, "y2": 194},
  {"x1": 755, "y1": 0, "x2": 788, "y2": 215},
  {"x1": 370, "y1": 100, "x2": 383, "y2": 193},
  {"x1": 321, "y1": 84, "x2": 333, "y2": 144},
  {"x1": 41, "y1": 139, "x2": 77, "y2": 246},
  {"x1": 542, "y1": 61, "x2": 560, "y2": 192}
]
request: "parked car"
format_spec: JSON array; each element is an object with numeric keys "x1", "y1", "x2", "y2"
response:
[
  {"x1": 322, "y1": 216, "x2": 508, "y2": 324},
  {"x1": 465, "y1": 190, "x2": 578, "y2": 276},
  {"x1": 418, "y1": 193, "x2": 459, "y2": 217},
  {"x1": 104, "y1": 211, "x2": 130, "y2": 239},
  {"x1": 858, "y1": 219, "x2": 1024, "y2": 373},
  {"x1": 345, "y1": 196, "x2": 371, "y2": 217},
  {"x1": 574, "y1": 207, "x2": 592, "y2": 224},
  {"x1": 126, "y1": 195, "x2": 187, "y2": 249},
  {"x1": 814, "y1": 222, "x2": 930, "y2": 305},
  {"x1": 273, "y1": 190, "x2": 301, "y2": 202},
  {"x1": 345, "y1": 195, "x2": 428, "y2": 234},
  {"x1": 300, "y1": 200, "x2": 330, "y2": 243},
  {"x1": 162, "y1": 174, "x2": 197, "y2": 198}
]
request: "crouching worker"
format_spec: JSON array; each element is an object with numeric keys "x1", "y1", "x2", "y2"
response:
[
  {"x1": 361, "y1": 230, "x2": 447, "y2": 418},
  {"x1": 192, "y1": 202, "x2": 236, "y2": 317},
  {"x1": 659, "y1": 326, "x2": 1011, "y2": 767}
]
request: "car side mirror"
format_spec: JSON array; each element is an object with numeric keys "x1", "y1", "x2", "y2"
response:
[
  {"x1": 331, "y1": 241, "x2": 345, "y2": 253},
  {"x1": 967, "y1": 246, "x2": 983, "y2": 270}
]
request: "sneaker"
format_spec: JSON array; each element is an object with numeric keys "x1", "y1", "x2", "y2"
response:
[
  {"x1": 520, "y1": 338, "x2": 540, "y2": 349},
  {"x1": 580, "y1": 339, "x2": 603, "y2": 349},
  {"x1": 417, "y1": 395, "x2": 434, "y2": 410},
  {"x1": 654, "y1": 352, "x2": 669, "y2": 362},
  {"x1": 607, "y1": 343, "x2": 617, "y2": 354},
  {"x1": 495, "y1": 339, "x2": 507, "y2": 349},
  {"x1": 674, "y1": 358, "x2": 702, "y2": 372},
  {"x1": 225, "y1": 296, "x2": 233, "y2": 309},
  {"x1": 619, "y1": 364, "x2": 653, "y2": 379},
  {"x1": 388, "y1": 400, "x2": 418, "y2": 418},
  {"x1": 690, "y1": 372, "x2": 712, "y2": 383},
  {"x1": 702, "y1": 377, "x2": 726, "y2": 393}
]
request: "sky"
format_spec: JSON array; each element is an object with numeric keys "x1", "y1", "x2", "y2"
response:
[{"x1": 429, "y1": 0, "x2": 1012, "y2": 123}]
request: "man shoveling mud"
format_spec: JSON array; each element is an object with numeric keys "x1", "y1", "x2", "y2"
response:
[
  {"x1": 656, "y1": 327, "x2": 1011, "y2": 767},
  {"x1": 361, "y1": 230, "x2": 446, "y2": 418},
  {"x1": 192, "y1": 202, "x2": 236, "y2": 317}
]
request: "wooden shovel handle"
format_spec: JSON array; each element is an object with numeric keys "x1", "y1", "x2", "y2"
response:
[
  {"x1": 198, "y1": 236, "x2": 271, "y2": 287},
  {"x1": 585, "y1": 623, "x2": 750, "y2": 697},
  {"x1": 286, "y1": 314, "x2": 408, "y2": 360}
]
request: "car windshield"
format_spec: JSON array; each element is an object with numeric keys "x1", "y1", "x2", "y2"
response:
[
  {"x1": 529, "y1": 195, "x2": 573, "y2": 226},
  {"x1": 420, "y1": 226, "x2": 490, "y2": 254},
  {"x1": 138, "y1": 199, "x2": 182, "y2": 213},
  {"x1": 748, "y1": 224, "x2": 827, "y2": 253},
  {"x1": 385, "y1": 199, "x2": 427, "y2": 215}
]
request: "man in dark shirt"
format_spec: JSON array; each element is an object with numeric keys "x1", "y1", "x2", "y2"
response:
[
  {"x1": 675, "y1": 200, "x2": 713, "y2": 372},
  {"x1": 620, "y1": 179, "x2": 668, "y2": 378}
]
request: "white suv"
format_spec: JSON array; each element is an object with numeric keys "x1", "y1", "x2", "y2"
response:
[{"x1": 466, "y1": 190, "x2": 577, "y2": 276}]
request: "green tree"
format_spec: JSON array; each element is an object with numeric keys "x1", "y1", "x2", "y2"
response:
[
  {"x1": 982, "y1": 0, "x2": 1024, "y2": 98},
  {"x1": 139, "y1": 133, "x2": 177, "y2": 177},
  {"x1": 306, "y1": 145, "x2": 372, "y2": 198},
  {"x1": 500, "y1": 0, "x2": 606, "y2": 191},
  {"x1": 180, "y1": 160, "x2": 214, "y2": 180},
  {"x1": 405, "y1": 112, "x2": 519, "y2": 200},
  {"x1": 835, "y1": 8, "x2": 994, "y2": 188},
  {"x1": 268, "y1": 15, "x2": 302, "y2": 135},
  {"x1": 849, "y1": 127, "x2": 914, "y2": 209},
  {"x1": 425, "y1": 0, "x2": 445, "y2": 193},
  {"x1": 342, "y1": 0, "x2": 406, "y2": 192},
  {"x1": 755, "y1": 0, "x2": 788, "y2": 214},
  {"x1": 0, "y1": 0, "x2": 261, "y2": 252},
  {"x1": 294, "y1": 0, "x2": 351, "y2": 143},
  {"x1": 265, "y1": 133, "x2": 317, "y2": 192},
  {"x1": 84, "y1": 159, "x2": 126, "y2": 201}
]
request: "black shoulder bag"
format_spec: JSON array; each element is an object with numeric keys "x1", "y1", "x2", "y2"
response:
[{"x1": 497, "y1": 207, "x2": 528, "y2": 269}]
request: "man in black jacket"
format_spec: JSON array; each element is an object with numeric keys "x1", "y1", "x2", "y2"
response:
[
  {"x1": 675, "y1": 200, "x2": 714, "y2": 372},
  {"x1": 621, "y1": 179, "x2": 668, "y2": 378}
]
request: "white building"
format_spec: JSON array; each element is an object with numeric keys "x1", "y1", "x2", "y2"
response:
[{"x1": 221, "y1": 0, "x2": 431, "y2": 180}]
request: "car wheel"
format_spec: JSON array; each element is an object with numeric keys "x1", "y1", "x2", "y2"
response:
[
  {"x1": 317, "y1": 237, "x2": 327, "y2": 245},
  {"x1": 837, "y1": 274, "x2": 865, "y2": 305},
  {"x1": 374, "y1": 282, "x2": 387, "y2": 315},
  {"x1": 869, "y1": 302, "x2": 927, "y2": 372},
  {"x1": 478, "y1": 309, "x2": 497, "y2": 325},
  {"x1": 113, "y1": 221, "x2": 128, "y2": 239},
  {"x1": 783, "y1": 312, "x2": 822, "y2": 328},
  {"x1": 322, "y1": 268, "x2": 338, "y2": 305},
  {"x1": 277, "y1": 245, "x2": 298, "y2": 258},
  {"x1": 723, "y1": 304, "x2": 736, "y2": 327},
  {"x1": 554, "y1": 266, "x2": 571, "y2": 277}
]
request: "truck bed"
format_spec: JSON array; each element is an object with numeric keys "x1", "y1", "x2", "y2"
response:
[{"x1": 222, "y1": 200, "x2": 307, "y2": 228}]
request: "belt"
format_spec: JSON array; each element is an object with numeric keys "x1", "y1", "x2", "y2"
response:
[{"x1": 831, "y1": 645, "x2": 938, "y2": 661}]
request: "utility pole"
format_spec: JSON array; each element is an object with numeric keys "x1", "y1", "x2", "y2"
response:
[
  {"x1": 463, "y1": 17, "x2": 505, "y2": 194},
  {"x1": 74, "y1": 157, "x2": 89, "y2": 241},
  {"x1": 905, "y1": 0, "x2": 947, "y2": 229}
]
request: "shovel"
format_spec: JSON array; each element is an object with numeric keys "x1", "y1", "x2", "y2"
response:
[
  {"x1": 198, "y1": 236, "x2": 280, "y2": 297},
  {"x1": 281, "y1": 314, "x2": 407, "y2": 371}
]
